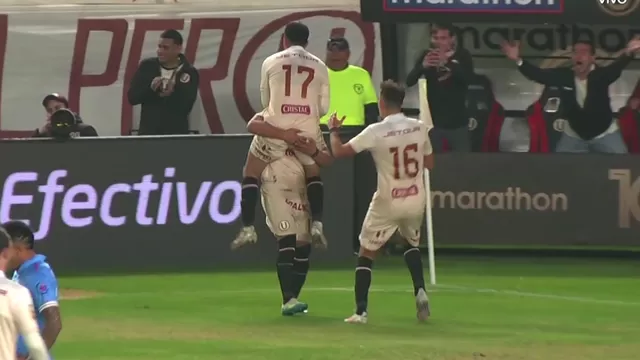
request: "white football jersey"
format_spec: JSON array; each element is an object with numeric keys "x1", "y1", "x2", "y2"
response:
[
  {"x1": 260, "y1": 45, "x2": 330, "y2": 135},
  {"x1": 0, "y1": 275, "x2": 40, "y2": 360},
  {"x1": 348, "y1": 113, "x2": 433, "y2": 207}
]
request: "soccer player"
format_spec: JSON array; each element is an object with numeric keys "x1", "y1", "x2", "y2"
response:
[
  {"x1": 240, "y1": 114, "x2": 332, "y2": 315},
  {"x1": 0, "y1": 226, "x2": 48, "y2": 360},
  {"x1": 327, "y1": 80, "x2": 435, "y2": 324},
  {"x1": 234, "y1": 21, "x2": 331, "y2": 250},
  {"x1": 3, "y1": 221, "x2": 62, "y2": 359}
]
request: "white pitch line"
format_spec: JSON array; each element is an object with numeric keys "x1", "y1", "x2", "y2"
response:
[
  {"x1": 438, "y1": 284, "x2": 640, "y2": 307},
  {"x1": 64, "y1": 285, "x2": 640, "y2": 307}
]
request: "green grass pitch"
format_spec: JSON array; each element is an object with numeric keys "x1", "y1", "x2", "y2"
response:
[{"x1": 54, "y1": 256, "x2": 640, "y2": 360}]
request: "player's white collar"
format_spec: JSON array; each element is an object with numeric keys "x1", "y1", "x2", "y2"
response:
[{"x1": 382, "y1": 113, "x2": 404, "y2": 122}]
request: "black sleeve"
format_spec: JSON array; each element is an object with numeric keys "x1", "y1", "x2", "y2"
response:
[
  {"x1": 600, "y1": 54, "x2": 633, "y2": 85},
  {"x1": 364, "y1": 103, "x2": 379, "y2": 126},
  {"x1": 166, "y1": 68, "x2": 199, "y2": 116},
  {"x1": 80, "y1": 125, "x2": 98, "y2": 136},
  {"x1": 127, "y1": 61, "x2": 156, "y2": 105},
  {"x1": 406, "y1": 50, "x2": 430, "y2": 87},
  {"x1": 448, "y1": 49, "x2": 474, "y2": 84},
  {"x1": 518, "y1": 60, "x2": 563, "y2": 85}
]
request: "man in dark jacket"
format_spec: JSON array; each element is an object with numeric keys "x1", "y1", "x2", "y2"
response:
[
  {"x1": 406, "y1": 23, "x2": 474, "y2": 152},
  {"x1": 127, "y1": 29, "x2": 199, "y2": 135},
  {"x1": 501, "y1": 38, "x2": 640, "y2": 153}
]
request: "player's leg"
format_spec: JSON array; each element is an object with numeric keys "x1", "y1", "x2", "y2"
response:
[
  {"x1": 292, "y1": 237, "x2": 311, "y2": 299},
  {"x1": 345, "y1": 208, "x2": 396, "y2": 324},
  {"x1": 277, "y1": 234, "x2": 308, "y2": 316},
  {"x1": 231, "y1": 137, "x2": 272, "y2": 249},
  {"x1": 398, "y1": 216, "x2": 430, "y2": 322},
  {"x1": 296, "y1": 153, "x2": 327, "y2": 248}
]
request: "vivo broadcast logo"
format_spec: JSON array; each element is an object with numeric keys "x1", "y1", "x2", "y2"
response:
[
  {"x1": 0, "y1": 168, "x2": 241, "y2": 241},
  {"x1": 384, "y1": 0, "x2": 564, "y2": 13}
]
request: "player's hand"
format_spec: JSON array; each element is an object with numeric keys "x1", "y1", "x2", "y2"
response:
[
  {"x1": 327, "y1": 112, "x2": 346, "y2": 130},
  {"x1": 282, "y1": 128, "x2": 303, "y2": 145},
  {"x1": 150, "y1": 77, "x2": 163, "y2": 91},
  {"x1": 294, "y1": 137, "x2": 317, "y2": 155},
  {"x1": 501, "y1": 41, "x2": 521, "y2": 61}
]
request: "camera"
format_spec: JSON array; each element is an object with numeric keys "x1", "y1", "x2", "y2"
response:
[{"x1": 49, "y1": 108, "x2": 78, "y2": 139}]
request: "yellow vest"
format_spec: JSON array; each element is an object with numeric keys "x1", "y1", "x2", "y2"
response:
[{"x1": 320, "y1": 65, "x2": 377, "y2": 126}]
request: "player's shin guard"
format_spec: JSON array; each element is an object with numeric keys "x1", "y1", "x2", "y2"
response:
[
  {"x1": 292, "y1": 244, "x2": 311, "y2": 298},
  {"x1": 403, "y1": 246, "x2": 426, "y2": 295},
  {"x1": 355, "y1": 256, "x2": 373, "y2": 315},
  {"x1": 240, "y1": 177, "x2": 259, "y2": 226},
  {"x1": 306, "y1": 176, "x2": 324, "y2": 221},
  {"x1": 277, "y1": 235, "x2": 297, "y2": 304}
]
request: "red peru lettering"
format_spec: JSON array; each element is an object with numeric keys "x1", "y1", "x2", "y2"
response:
[{"x1": 0, "y1": 15, "x2": 28, "y2": 138}]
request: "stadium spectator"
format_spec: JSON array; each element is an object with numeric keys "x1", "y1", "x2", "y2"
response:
[
  {"x1": 501, "y1": 38, "x2": 640, "y2": 153},
  {"x1": 34, "y1": 94, "x2": 96, "y2": 138},
  {"x1": 319, "y1": 37, "x2": 378, "y2": 127},
  {"x1": 127, "y1": 29, "x2": 199, "y2": 135},
  {"x1": 405, "y1": 23, "x2": 474, "y2": 152}
]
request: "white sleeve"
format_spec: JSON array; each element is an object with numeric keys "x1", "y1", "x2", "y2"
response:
[
  {"x1": 319, "y1": 65, "x2": 330, "y2": 117},
  {"x1": 347, "y1": 125, "x2": 377, "y2": 153},
  {"x1": 260, "y1": 59, "x2": 271, "y2": 108},
  {"x1": 424, "y1": 126, "x2": 433, "y2": 156},
  {"x1": 12, "y1": 287, "x2": 48, "y2": 360}
]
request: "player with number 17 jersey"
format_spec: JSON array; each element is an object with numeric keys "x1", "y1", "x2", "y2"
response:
[{"x1": 259, "y1": 45, "x2": 330, "y2": 138}]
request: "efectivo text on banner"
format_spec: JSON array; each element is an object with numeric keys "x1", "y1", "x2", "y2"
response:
[
  {"x1": 0, "y1": 10, "x2": 381, "y2": 138},
  {"x1": 0, "y1": 137, "x2": 638, "y2": 273},
  {"x1": 361, "y1": 0, "x2": 640, "y2": 24}
]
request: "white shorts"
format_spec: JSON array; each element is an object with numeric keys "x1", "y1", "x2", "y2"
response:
[
  {"x1": 261, "y1": 187, "x2": 310, "y2": 241},
  {"x1": 359, "y1": 201, "x2": 425, "y2": 251},
  {"x1": 249, "y1": 121, "x2": 325, "y2": 167}
]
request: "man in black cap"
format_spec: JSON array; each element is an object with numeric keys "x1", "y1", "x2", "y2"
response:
[
  {"x1": 34, "y1": 94, "x2": 97, "y2": 138},
  {"x1": 127, "y1": 29, "x2": 200, "y2": 135}
]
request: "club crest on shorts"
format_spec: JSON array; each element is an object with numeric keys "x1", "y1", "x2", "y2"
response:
[
  {"x1": 278, "y1": 221, "x2": 290, "y2": 231},
  {"x1": 180, "y1": 73, "x2": 190, "y2": 83}
]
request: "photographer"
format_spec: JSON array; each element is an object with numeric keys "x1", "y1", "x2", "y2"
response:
[
  {"x1": 34, "y1": 109, "x2": 98, "y2": 139},
  {"x1": 406, "y1": 23, "x2": 474, "y2": 152},
  {"x1": 34, "y1": 94, "x2": 96, "y2": 138}
]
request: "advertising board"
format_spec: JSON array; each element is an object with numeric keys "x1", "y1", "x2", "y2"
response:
[{"x1": 0, "y1": 136, "x2": 356, "y2": 272}]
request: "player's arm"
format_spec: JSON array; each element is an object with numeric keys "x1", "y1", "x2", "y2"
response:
[
  {"x1": 12, "y1": 288, "x2": 48, "y2": 360},
  {"x1": 294, "y1": 137, "x2": 333, "y2": 167},
  {"x1": 318, "y1": 65, "x2": 331, "y2": 117},
  {"x1": 260, "y1": 59, "x2": 271, "y2": 108},
  {"x1": 247, "y1": 114, "x2": 293, "y2": 141},
  {"x1": 329, "y1": 118, "x2": 376, "y2": 158},
  {"x1": 34, "y1": 275, "x2": 62, "y2": 349}
]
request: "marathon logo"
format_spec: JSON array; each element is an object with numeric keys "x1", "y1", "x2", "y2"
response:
[{"x1": 384, "y1": 0, "x2": 564, "y2": 14}]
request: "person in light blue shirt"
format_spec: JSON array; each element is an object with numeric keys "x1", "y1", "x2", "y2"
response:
[{"x1": 3, "y1": 221, "x2": 61, "y2": 360}]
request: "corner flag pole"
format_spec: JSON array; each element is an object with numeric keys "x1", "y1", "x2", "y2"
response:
[{"x1": 417, "y1": 77, "x2": 436, "y2": 285}]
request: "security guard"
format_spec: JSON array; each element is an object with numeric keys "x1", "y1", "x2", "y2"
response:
[{"x1": 320, "y1": 37, "x2": 378, "y2": 127}]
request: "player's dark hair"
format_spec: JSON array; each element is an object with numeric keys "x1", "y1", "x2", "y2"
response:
[
  {"x1": 161, "y1": 29, "x2": 183, "y2": 46},
  {"x1": 0, "y1": 227, "x2": 10, "y2": 251},
  {"x1": 284, "y1": 22, "x2": 309, "y2": 46},
  {"x1": 573, "y1": 40, "x2": 595, "y2": 55},
  {"x1": 2, "y1": 221, "x2": 34, "y2": 249},
  {"x1": 432, "y1": 23, "x2": 455, "y2": 36},
  {"x1": 380, "y1": 80, "x2": 406, "y2": 109}
]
